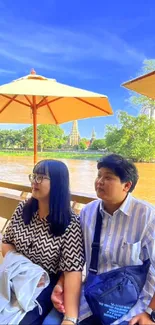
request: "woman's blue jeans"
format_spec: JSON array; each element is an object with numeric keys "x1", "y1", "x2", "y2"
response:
[
  {"x1": 42, "y1": 309, "x2": 129, "y2": 325},
  {"x1": 42, "y1": 308, "x2": 63, "y2": 325}
]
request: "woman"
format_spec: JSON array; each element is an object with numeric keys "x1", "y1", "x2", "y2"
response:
[{"x1": 2, "y1": 159, "x2": 85, "y2": 325}]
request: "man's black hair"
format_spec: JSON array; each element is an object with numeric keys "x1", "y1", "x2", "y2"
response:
[{"x1": 97, "y1": 154, "x2": 139, "y2": 192}]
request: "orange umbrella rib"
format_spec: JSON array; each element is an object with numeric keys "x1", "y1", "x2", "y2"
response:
[
  {"x1": 75, "y1": 97, "x2": 111, "y2": 115},
  {"x1": 24, "y1": 95, "x2": 33, "y2": 106},
  {"x1": 0, "y1": 94, "x2": 30, "y2": 107},
  {"x1": 37, "y1": 96, "x2": 48, "y2": 107},
  {"x1": 38, "y1": 97, "x2": 63, "y2": 108},
  {"x1": 45, "y1": 99, "x2": 58, "y2": 124},
  {"x1": 0, "y1": 95, "x2": 17, "y2": 114}
]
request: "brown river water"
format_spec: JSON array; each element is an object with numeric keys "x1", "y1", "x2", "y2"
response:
[{"x1": 0, "y1": 157, "x2": 154, "y2": 205}]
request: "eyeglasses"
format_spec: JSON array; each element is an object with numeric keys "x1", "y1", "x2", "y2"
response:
[{"x1": 29, "y1": 174, "x2": 50, "y2": 184}]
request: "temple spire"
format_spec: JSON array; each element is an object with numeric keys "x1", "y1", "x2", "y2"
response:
[
  {"x1": 90, "y1": 127, "x2": 96, "y2": 144},
  {"x1": 69, "y1": 120, "x2": 80, "y2": 146}
]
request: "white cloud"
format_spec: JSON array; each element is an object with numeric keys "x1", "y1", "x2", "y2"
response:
[
  {"x1": 0, "y1": 14, "x2": 146, "y2": 78},
  {"x1": 0, "y1": 68, "x2": 16, "y2": 75}
]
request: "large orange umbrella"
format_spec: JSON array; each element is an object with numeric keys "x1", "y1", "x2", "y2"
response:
[
  {"x1": 0, "y1": 69, "x2": 113, "y2": 164},
  {"x1": 122, "y1": 70, "x2": 155, "y2": 100}
]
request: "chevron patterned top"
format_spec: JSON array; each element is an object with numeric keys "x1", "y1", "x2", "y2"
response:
[{"x1": 2, "y1": 201, "x2": 85, "y2": 274}]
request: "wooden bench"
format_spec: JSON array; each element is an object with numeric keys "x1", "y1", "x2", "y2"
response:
[{"x1": 0, "y1": 193, "x2": 25, "y2": 233}]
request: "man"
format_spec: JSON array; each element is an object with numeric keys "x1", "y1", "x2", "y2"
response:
[{"x1": 43, "y1": 154, "x2": 155, "y2": 325}]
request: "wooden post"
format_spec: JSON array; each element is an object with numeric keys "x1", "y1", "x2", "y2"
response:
[{"x1": 32, "y1": 96, "x2": 37, "y2": 164}]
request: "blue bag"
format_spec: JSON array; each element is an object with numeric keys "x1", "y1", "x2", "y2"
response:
[{"x1": 84, "y1": 206, "x2": 150, "y2": 325}]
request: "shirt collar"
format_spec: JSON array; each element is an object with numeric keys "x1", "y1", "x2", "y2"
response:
[
  {"x1": 118, "y1": 193, "x2": 133, "y2": 217},
  {"x1": 99, "y1": 193, "x2": 133, "y2": 217}
]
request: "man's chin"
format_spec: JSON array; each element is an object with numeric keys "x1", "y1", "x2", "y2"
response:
[{"x1": 96, "y1": 190, "x2": 106, "y2": 200}]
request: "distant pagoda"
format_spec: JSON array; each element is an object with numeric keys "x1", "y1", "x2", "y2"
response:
[
  {"x1": 69, "y1": 120, "x2": 81, "y2": 146},
  {"x1": 90, "y1": 128, "x2": 96, "y2": 145}
]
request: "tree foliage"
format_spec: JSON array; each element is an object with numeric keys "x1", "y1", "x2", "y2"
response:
[
  {"x1": 37, "y1": 125, "x2": 66, "y2": 149},
  {"x1": 0, "y1": 124, "x2": 67, "y2": 150},
  {"x1": 79, "y1": 138, "x2": 88, "y2": 150},
  {"x1": 90, "y1": 139, "x2": 106, "y2": 150},
  {"x1": 105, "y1": 111, "x2": 155, "y2": 161}
]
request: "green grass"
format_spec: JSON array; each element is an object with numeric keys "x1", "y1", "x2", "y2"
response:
[{"x1": 0, "y1": 150, "x2": 103, "y2": 160}]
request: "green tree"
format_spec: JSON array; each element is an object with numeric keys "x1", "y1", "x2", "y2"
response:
[
  {"x1": 18, "y1": 124, "x2": 66, "y2": 150},
  {"x1": 0, "y1": 130, "x2": 22, "y2": 148},
  {"x1": 14, "y1": 130, "x2": 23, "y2": 148},
  {"x1": 79, "y1": 138, "x2": 88, "y2": 150},
  {"x1": 0, "y1": 125, "x2": 67, "y2": 150},
  {"x1": 128, "y1": 59, "x2": 155, "y2": 118},
  {"x1": 90, "y1": 139, "x2": 106, "y2": 150},
  {"x1": 0, "y1": 130, "x2": 8, "y2": 148},
  {"x1": 105, "y1": 111, "x2": 155, "y2": 161},
  {"x1": 21, "y1": 126, "x2": 33, "y2": 150},
  {"x1": 37, "y1": 125, "x2": 66, "y2": 150}
]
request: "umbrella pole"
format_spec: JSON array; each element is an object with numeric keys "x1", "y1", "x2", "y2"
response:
[{"x1": 32, "y1": 96, "x2": 37, "y2": 165}]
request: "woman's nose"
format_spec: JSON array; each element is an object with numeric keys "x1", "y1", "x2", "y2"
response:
[{"x1": 31, "y1": 176, "x2": 37, "y2": 184}]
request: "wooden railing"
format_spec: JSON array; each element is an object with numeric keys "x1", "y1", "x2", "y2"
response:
[{"x1": 0, "y1": 181, "x2": 96, "y2": 232}]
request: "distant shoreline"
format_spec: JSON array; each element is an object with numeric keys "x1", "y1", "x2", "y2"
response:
[
  {"x1": 0, "y1": 151, "x2": 154, "y2": 162},
  {"x1": 0, "y1": 150, "x2": 103, "y2": 160}
]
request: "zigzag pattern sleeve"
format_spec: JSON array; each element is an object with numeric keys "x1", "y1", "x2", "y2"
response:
[
  {"x1": 59, "y1": 214, "x2": 85, "y2": 272},
  {"x1": 2, "y1": 201, "x2": 25, "y2": 245}
]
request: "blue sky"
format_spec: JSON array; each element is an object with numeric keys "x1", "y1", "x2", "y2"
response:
[{"x1": 0, "y1": 0, "x2": 154, "y2": 138}]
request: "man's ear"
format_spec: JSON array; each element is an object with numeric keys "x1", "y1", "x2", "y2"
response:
[{"x1": 124, "y1": 181, "x2": 132, "y2": 193}]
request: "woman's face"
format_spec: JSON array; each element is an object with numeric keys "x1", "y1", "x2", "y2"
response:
[{"x1": 30, "y1": 173, "x2": 51, "y2": 202}]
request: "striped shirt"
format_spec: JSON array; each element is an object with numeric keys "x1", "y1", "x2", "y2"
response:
[{"x1": 79, "y1": 194, "x2": 155, "y2": 324}]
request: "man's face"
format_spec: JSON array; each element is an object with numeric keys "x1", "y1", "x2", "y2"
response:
[{"x1": 95, "y1": 167, "x2": 132, "y2": 203}]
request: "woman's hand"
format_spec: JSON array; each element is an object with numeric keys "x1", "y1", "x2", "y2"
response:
[
  {"x1": 51, "y1": 284, "x2": 65, "y2": 313},
  {"x1": 1, "y1": 243, "x2": 15, "y2": 257}
]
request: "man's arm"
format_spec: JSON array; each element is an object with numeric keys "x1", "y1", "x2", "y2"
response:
[
  {"x1": 149, "y1": 295, "x2": 155, "y2": 309},
  {"x1": 129, "y1": 295, "x2": 155, "y2": 325}
]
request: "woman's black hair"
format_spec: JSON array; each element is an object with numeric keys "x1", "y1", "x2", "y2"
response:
[
  {"x1": 23, "y1": 159, "x2": 71, "y2": 236},
  {"x1": 97, "y1": 154, "x2": 139, "y2": 192}
]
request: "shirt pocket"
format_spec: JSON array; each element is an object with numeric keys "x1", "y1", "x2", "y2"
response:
[{"x1": 119, "y1": 239, "x2": 142, "y2": 265}]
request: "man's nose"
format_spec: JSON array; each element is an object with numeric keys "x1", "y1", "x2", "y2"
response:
[{"x1": 98, "y1": 176, "x2": 104, "y2": 184}]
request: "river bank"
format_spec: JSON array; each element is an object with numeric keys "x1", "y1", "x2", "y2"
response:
[
  {"x1": 0, "y1": 150, "x2": 103, "y2": 160},
  {"x1": 0, "y1": 150, "x2": 155, "y2": 162}
]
